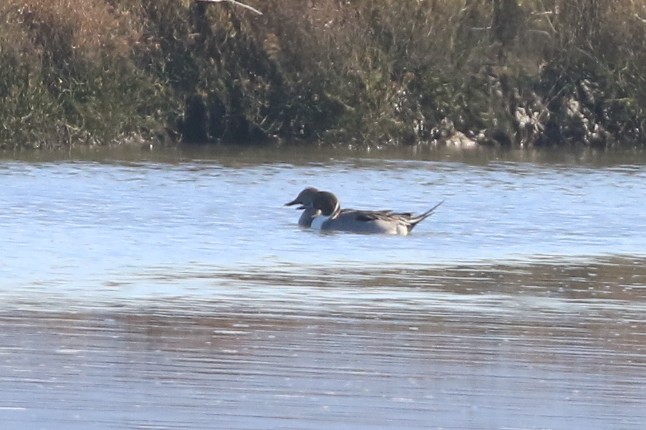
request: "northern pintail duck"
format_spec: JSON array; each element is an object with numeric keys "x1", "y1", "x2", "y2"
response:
[
  {"x1": 284, "y1": 187, "x2": 321, "y2": 227},
  {"x1": 286, "y1": 188, "x2": 443, "y2": 235},
  {"x1": 285, "y1": 187, "x2": 357, "y2": 228}
]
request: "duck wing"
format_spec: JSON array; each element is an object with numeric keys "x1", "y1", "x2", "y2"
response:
[
  {"x1": 350, "y1": 210, "x2": 395, "y2": 222},
  {"x1": 354, "y1": 201, "x2": 444, "y2": 228}
]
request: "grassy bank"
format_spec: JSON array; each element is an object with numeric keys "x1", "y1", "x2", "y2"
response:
[{"x1": 1, "y1": 0, "x2": 646, "y2": 149}]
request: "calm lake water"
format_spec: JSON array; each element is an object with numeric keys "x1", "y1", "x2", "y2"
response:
[{"x1": 1, "y1": 145, "x2": 645, "y2": 429}]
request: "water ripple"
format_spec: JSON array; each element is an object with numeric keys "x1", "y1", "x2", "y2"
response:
[{"x1": 2, "y1": 149, "x2": 646, "y2": 429}]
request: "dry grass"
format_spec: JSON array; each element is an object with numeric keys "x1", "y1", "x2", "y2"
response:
[
  {"x1": 1, "y1": 0, "x2": 645, "y2": 148},
  {"x1": 0, "y1": 0, "x2": 159, "y2": 147},
  {"x1": 11, "y1": 0, "x2": 136, "y2": 59}
]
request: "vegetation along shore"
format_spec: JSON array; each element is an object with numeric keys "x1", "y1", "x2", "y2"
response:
[{"x1": 1, "y1": 0, "x2": 646, "y2": 149}]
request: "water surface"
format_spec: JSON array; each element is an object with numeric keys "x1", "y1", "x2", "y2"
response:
[{"x1": 1, "y1": 145, "x2": 645, "y2": 429}]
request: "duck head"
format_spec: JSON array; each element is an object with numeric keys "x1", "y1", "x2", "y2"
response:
[
  {"x1": 312, "y1": 191, "x2": 341, "y2": 217},
  {"x1": 285, "y1": 187, "x2": 319, "y2": 209}
]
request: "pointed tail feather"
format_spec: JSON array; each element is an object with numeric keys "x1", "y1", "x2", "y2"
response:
[{"x1": 409, "y1": 200, "x2": 444, "y2": 229}]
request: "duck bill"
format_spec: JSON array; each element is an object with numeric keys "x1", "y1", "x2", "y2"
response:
[{"x1": 285, "y1": 199, "x2": 307, "y2": 210}]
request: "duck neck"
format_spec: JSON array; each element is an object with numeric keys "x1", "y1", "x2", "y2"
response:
[
  {"x1": 298, "y1": 208, "x2": 320, "y2": 227},
  {"x1": 311, "y1": 213, "x2": 329, "y2": 230},
  {"x1": 326, "y1": 200, "x2": 341, "y2": 218}
]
